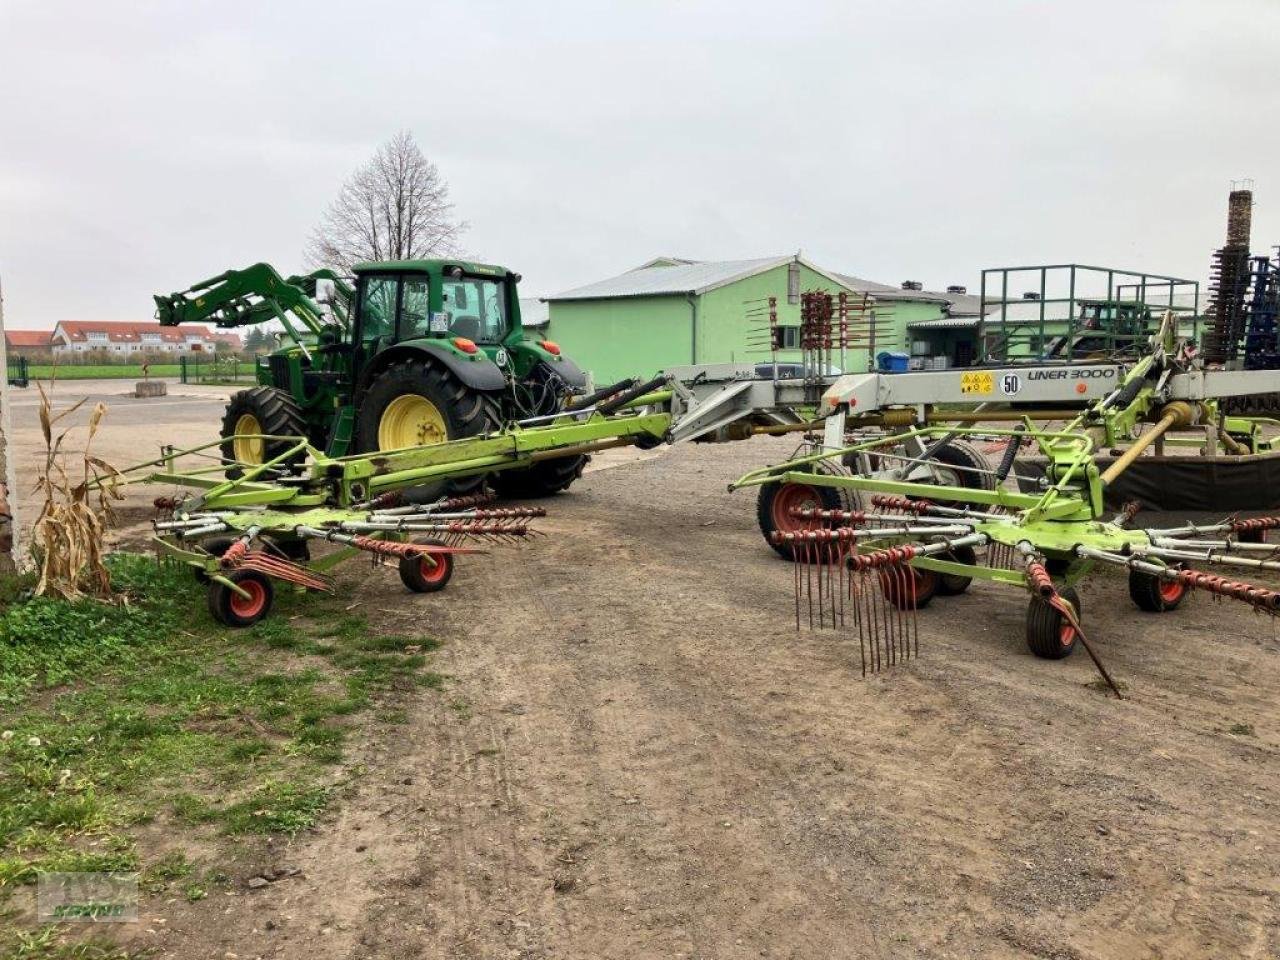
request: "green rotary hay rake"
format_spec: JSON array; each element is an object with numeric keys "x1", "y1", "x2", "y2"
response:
[{"x1": 731, "y1": 323, "x2": 1280, "y2": 696}]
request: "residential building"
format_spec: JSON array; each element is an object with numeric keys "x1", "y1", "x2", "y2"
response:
[
  {"x1": 50, "y1": 321, "x2": 242, "y2": 357},
  {"x1": 4, "y1": 330, "x2": 52, "y2": 358}
]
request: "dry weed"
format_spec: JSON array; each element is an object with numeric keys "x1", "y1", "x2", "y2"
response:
[{"x1": 30, "y1": 382, "x2": 124, "y2": 599}]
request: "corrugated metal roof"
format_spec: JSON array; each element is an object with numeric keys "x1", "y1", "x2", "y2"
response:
[
  {"x1": 519, "y1": 297, "x2": 549, "y2": 328},
  {"x1": 834, "y1": 273, "x2": 952, "y2": 304},
  {"x1": 548, "y1": 255, "x2": 795, "y2": 301},
  {"x1": 907, "y1": 316, "x2": 981, "y2": 330}
]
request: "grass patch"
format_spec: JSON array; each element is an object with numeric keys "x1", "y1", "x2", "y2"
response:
[
  {"x1": 1228, "y1": 722, "x2": 1256, "y2": 736},
  {"x1": 0, "y1": 553, "x2": 441, "y2": 912}
]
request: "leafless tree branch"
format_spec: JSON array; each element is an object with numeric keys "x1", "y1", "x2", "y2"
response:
[{"x1": 307, "y1": 131, "x2": 467, "y2": 272}]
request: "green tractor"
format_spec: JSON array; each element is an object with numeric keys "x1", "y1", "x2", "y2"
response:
[{"x1": 155, "y1": 259, "x2": 590, "y2": 497}]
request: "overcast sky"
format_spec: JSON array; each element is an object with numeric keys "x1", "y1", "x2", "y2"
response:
[{"x1": 2, "y1": 0, "x2": 1278, "y2": 328}]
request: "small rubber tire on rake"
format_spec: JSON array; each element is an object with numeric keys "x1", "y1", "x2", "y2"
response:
[
  {"x1": 756, "y1": 460, "x2": 861, "y2": 561},
  {"x1": 934, "y1": 544, "x2": 978, "y2": 595},
  {"x1": 207, "y1": 569, "x2": 275, "y2": 628},
  {"x1": 399, "y1": 539, "x2": 454, "y2": 593},
  {"x1": 879, "y1": 565, "x2": 940, "y2": 610},
  {"x1": 1236, "y1": 527, "x2": 1267, "y2": 545},
  {"x1": 1025, "y1": 586, "x2": 1082, "y2": 660},
  {"x1": 1128, "y1": 568, "x2": 1186, "y2": 612},
  {"x1": 192, "y1": 536, "x2": 236, "y2": 584}
]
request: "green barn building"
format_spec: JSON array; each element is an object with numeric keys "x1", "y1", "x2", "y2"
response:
[{"x1": 542, "y1": 255, "x2": 961, "y2": 384}]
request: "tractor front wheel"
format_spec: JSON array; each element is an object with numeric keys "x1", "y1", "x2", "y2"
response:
[
  {"x1": 219, "y1": 387, "x2": 307, "y2": 479},
  {"x1": 207, "y1": 569, "x2": 275, "y2": 628}
]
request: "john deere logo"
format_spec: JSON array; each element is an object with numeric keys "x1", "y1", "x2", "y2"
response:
[{"x1": 494, "y1": 348, "x2": 508, "y2": 367}]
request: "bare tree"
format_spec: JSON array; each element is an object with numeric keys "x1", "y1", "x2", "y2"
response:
[{"x1": 308, "y1": 132, "x2": 466, "y2": 271}]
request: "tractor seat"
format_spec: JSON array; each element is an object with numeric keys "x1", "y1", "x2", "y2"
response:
[{"x1": 451, "y1": 316, "x2": 482, "y2": 341}]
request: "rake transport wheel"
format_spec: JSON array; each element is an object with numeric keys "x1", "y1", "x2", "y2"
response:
[
  {"x1": 219, "y1": 387, "x2": 307, "y2": 480},
  {"x1": 398, "y1": 539, "x2": 454, "y2": 593},
  {"x1": 1025, "y1": 586, "x2": 1082, "y2": 660},
  {"x1": 207, "y1": 569, "x2": 275, "y2": 628},
  {"x1": 926, "y1": 440, "x2": 996, "y2": 504},
  {"x1": 880, "y1": 565, "x2": 940, "y2": 610},
  {"x1": 1128, "y1": 568, "x2": 1187, "y2": 612},
  {"x1": 757, "y1": 461, "x2": 862, "y2": 560},
  {"x1": 1237, "y1": 527, "x2": 1267, "y2": 544},
  {"x1": 934, "y1": 543, "x2": 979, "y2": 595},
  {"x1": 357, "y1": 358, "x2": 499, "y2": 499}
]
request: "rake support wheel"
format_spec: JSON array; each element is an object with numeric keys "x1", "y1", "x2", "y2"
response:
[
  {"x1": 399, "y1": 540, "x2": 454, "y2": 593},
  {"x1": 1025, "y1": 586, "x2": 1082, "y2": 660},
  {"x1": 880, "y1": 565, "x2": 940, "y2": 610},
  {"x1": 207, "y1": 569, "x2": 275, "y2": 628},
  {"x1": 1129, "y1": 568, "x2": 1186, "y2": 612},
  {"x1": 934, "y1": 544, "x2": 978, "y2": 595},
  {"x1": 757, "y1": 460, "x2": 862, "y2": 560}
]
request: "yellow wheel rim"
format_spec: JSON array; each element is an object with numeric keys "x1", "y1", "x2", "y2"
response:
[
  {"x1": 232, "y1": 413, "x2": 264, "y2": 464},
  {"x1": 378, "y1": 394, "x2": 448, "y2": 450}
]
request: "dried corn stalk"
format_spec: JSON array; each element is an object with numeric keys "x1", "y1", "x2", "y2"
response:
[{"x1": 30, "y1": 383, "x2": 124, "y2": 599}]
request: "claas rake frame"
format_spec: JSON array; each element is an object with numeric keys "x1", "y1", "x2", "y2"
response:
[
  {"x1": 731, "y1": 331, "x2": 1280, "y2": 695},
  {"x1": 107, "y1": 401, "x2": 673, "y2": 626}
]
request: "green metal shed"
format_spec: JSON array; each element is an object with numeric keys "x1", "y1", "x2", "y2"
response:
[{"x1": 543, "y1": 255, "x2": 950, "y2": 384}]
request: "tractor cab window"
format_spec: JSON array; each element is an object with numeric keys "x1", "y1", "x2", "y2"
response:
[
  {"x1": 359, "y1": 277, "x2": 398, "y2": 341},
  {"x1": 398, "y1": 276, "x2": 431, "y2": 340},
  {"x1": 442, "y1": 277, "x2": 508, "y2": 343}
]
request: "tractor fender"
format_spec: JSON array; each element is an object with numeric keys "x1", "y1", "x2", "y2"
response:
[
  {"x1": 509, "y1": 341, "x2": 588, "y2": 390},
  {"x1": 357, "y1": 342, "x2": 507, "y2": 395}
]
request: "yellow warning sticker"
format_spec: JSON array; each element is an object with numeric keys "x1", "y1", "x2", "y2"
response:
[{"x1": 960, "y1": 371, "x2": 994, "y2": 395}]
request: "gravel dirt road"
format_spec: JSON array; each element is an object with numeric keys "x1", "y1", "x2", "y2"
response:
[{"x1": 11, "y1": 385, "x2": 1278, "y2": 958}]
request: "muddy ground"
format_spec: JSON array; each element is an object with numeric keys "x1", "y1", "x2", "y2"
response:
[{"x1": 10, "y1": 385, "x2": 1280, "y2": 959}]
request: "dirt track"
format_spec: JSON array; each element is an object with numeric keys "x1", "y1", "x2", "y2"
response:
[{"x1": 108, "y1": 434, "x2": 1280, "y2": 960}]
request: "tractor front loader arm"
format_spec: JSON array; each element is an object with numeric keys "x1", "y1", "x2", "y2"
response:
[{"x1": 153, "y1": 263, "x2": 351, "y2": 356}]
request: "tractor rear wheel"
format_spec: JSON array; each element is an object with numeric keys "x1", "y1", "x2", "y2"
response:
[
  {"x1": 219, "y1": 387, "x2": 307, "y2": 479},
  {"x1": 356, "y1": 359, "x2": 498, "y2": 499},
  {"x1": 756, "y1": 460, "x2": 862, "y2": 560},
  {"x1": 1025, "y1": 587, "x2": 1082, "y2": 660},
  {"x1": 491, "y1": 453, "x2": 589, "y2": 499}
]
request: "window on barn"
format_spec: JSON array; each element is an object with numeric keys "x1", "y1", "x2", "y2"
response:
[
  {"x1": 779, "y1": 326, "x2": 800, "y2": 349},
  {"x1": 787, "y1": 262, "x2": 800, "y2": 305}
]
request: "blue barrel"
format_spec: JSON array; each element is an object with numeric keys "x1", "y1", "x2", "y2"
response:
[{"x1": 876, "y1": 351, "x2": 910, "y2": 373}]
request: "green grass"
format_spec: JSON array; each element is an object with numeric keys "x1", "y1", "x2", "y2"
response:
[
  {"x1": 26, "y1": 364, "x2": 183, "y2": 381},
  {"x1": 0, "y1": 553, "x2": 442, "y2": 910}
]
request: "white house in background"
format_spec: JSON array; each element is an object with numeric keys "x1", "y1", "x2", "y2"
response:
[{"x1": 50, "y1": 321, "x2": 242, "y2": 356}]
